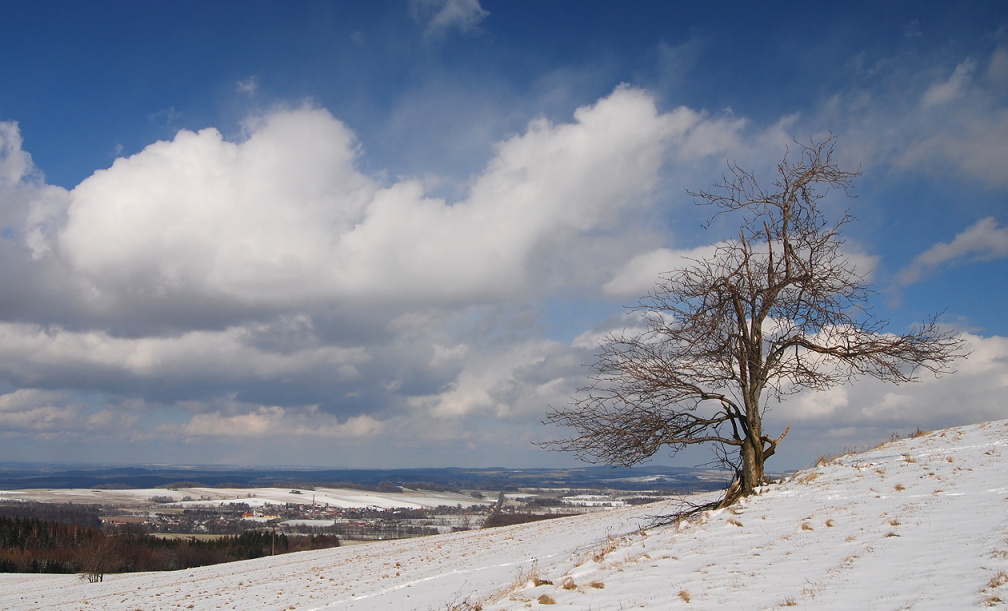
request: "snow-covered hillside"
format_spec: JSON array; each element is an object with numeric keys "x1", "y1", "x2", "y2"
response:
[{"x1": 2, "y1": 420, "x2": 1006, "y2": 610}]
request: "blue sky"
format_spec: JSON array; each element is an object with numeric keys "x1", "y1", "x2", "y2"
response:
[{"x1": 0, "y1": 1, "x2": 1005, "y2": 471}]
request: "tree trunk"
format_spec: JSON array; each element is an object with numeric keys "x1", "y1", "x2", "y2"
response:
[{"x1": 739, "y1": 434, "x2": 764, "y2": 496}]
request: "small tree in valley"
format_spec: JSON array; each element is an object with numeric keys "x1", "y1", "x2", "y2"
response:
[{"x1": 544, "y1": 136, "x2": 964, "y2": 504}]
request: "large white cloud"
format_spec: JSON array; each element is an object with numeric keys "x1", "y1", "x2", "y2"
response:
[
  {"x1": 59, "y1": 108, "x2": 375, "y2": 307},
  {"x1": 54, "y1": 88, "x2": 699, "y2": 314},
  {"x1": 0, "y1": 321, "x2": 367, "y2": 389}
]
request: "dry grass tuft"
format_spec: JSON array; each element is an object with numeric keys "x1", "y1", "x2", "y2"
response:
[
  {"x1": 801, "y1": 522, "x2": 814, "y2": 531},
  {"x1": 728, "y1": 518, "x2": 744, "y2": 527},
  {"x1": 983, "y1": 571, "x2": 1008, "y2": 605},
  {"x1": 781, "y1": 596, "x2": 798, "y2": 606},
  {"x1": 894, "y1": 483, "x2": 906, "y2": 491},
  {"x1": 825, "y1": 519, "x2": 835, "y2": 528},
  {"x1": 443, "y1": 593, "x2": 484, "y2": 610},
  {"x1": 679, "y1": 590, "x2": 691, "y2": 602},
  {"x1": 589, "y1": 581, "x2": 605, "y2": 589},
  {"x1": 561, "y1": 577, "x2": 576, "y2": 591},
  {"x1": 536, "y1": 594, "x2": 556, "y2": 605},
  {"x1": 988, "y1": 571, "x2": 1008, "y2": 589},
  {"x1": 796, "y1": 470, "x2": 821, "y2": 484},
  {"x1": 592, "y1": 536, "x2": 619, "y2": 563}
]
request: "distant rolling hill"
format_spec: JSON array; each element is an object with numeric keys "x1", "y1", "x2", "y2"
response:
[{"x1": 0, "y1": 463, "x2": 731, "y2": 493}]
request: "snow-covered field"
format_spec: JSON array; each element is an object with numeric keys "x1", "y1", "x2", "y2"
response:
[
  {"x1": 0, "y1": 486, "x2": 489, "y2": 510},
  {"x1": 2, "y1": 419, "x2": 1006, "y2": 610}
]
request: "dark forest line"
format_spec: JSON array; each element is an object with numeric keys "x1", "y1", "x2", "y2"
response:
[{"x1": 0, "y1": 514, "x2": 339, "y2": 580}]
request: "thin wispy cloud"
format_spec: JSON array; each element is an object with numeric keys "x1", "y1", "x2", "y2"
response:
[
  {"x1": 899, "y1": 217, "x2": 1008, "y2": 285},
  {"x1": 236, "y1": 76, "x2": 259, "y2": 96},
  {"x1": 412, "y1": 0, "x2": 489, "y2": 37}
]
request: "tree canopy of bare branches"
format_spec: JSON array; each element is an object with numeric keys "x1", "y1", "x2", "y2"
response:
[{"x1": 544, "y1": 136, "x2": 965, "y2": 504}]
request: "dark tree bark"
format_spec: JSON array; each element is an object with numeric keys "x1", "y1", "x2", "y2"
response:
[{"x1": 544, "y1": 136, "x2": 965, "y2": 504}]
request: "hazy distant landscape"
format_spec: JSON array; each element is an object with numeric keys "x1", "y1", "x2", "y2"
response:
[
  {"x1": 0, "y1": 462, "x2": 730, "y2": 578},
  {"x1": 0, "y1": 420, "x2": 1003, "y2": 609},
  {"x1": 0, "y1": 463, "x2": 730, "y2": 493}
]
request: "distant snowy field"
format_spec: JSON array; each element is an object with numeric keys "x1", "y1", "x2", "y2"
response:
[
  {"x1": 0, "y1": 485, "x2": 489, "y2": 510},
  {"x1": 2, "y1": 419, "x2": 1006, "y2": 610}
]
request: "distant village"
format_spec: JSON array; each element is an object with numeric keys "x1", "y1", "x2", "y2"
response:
[{"x1": 97, "y1": 487, "x2": 666, "y2": 543}]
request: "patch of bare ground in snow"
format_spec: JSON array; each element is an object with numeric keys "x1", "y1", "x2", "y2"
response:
[{"x1": 1, "y1": 419, "x2": 1006, "y2": 610}]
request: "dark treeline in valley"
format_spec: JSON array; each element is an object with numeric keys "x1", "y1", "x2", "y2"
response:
[{"x1": 0, "y1": 515, "x2": 339, "y2": 580}]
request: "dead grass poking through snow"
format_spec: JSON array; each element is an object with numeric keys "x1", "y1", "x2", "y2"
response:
[
  {"x1": 796, "y1": 470, "x2": 821, "y2": 485},
  {"x1": 679, "y1": 590, "x2": 691, "y2": 602},
  {"x1": 987, "y1": 571, "x2": 1008, "y2": 589},
  {"x1": 591, "y1": 535, "x2": 620, "y2": 563},
  {"x1": 982, "y1": 570, "x2": 1008, "y2": 606},
  {"x1": 442, "y1": 593, "x2": 484, "y2": 611}
]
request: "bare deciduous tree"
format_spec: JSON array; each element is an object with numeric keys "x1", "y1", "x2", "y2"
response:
[{"x1": 544, "y1": 136, "x2": 965, "y2": 504}]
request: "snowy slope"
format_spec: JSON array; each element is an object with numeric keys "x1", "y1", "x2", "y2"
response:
[{"x1": 2, "y1": 420, "x2": 1006, "y2": 610}]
